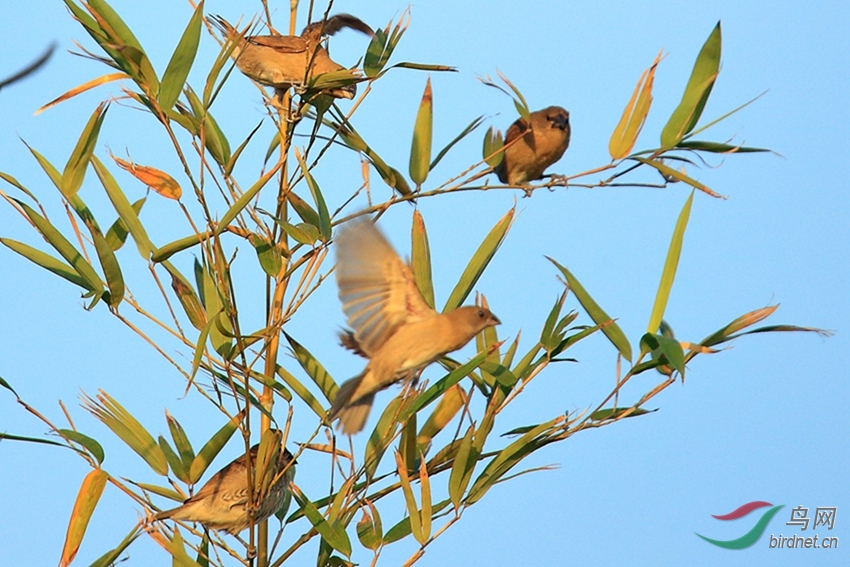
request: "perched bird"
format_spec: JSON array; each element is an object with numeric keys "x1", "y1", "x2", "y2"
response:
[
  {"x1": 330, "y1": 220, "x2": 501, "y2": 434},
  {"x1": 209, "y1": 14, "x2": 374, "y2": 100},
  {"x1": 153, "y1": 435, "x2": 295, "y2": 535},
  {"x1": 494, "y1": 106, "x2": 571, "y2": 185}
]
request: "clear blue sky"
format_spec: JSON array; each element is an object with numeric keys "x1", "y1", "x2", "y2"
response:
[{"x1": 1, "y1": 1, "x2": 847, "y2": 566}]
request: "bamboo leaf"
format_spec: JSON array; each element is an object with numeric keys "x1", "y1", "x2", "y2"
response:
[
  {"x1": 284, "y1": 333, "x2": 337, "y2": 404},
  {"x1": 13, "y1": 200, "x2": 104, "y2": 297},
  {"x1": 83, "y1": 392, "x2": 168, "y2": 475},
  {"x1": 482, "y1": 125, "x2": 504, "y2": 168},
  {"x1": 291, "y1": 486, "x2": 352, "y2": 557},
  {"x1": 0, "y1": 238, "x2": 92, "y2": 291},
  {"x1": 547, "y1": 258, "x2": 633, "y2": 362},
  {"x1": 104, "y1": 197, "x2": 145, "y2": 251},
  {"x1": 189, "y1": 412, "x2": 242, "y2": 484},
  {"x1": 640, "y1": 333, "x2": 686, "y2": 375},
  {"x1": 110, "y1": 153, "x2": 182, "y2": 200},
  {"x1": 610, "y1": 51, "x2": 660, "y2": 160},
  {"x1": 449, "y1": 425, "x2": 476, "y2": 510},
  {"x1": 294, "y1": 149, "x2": 331, "y2": 241},
  {"x1": 57, "y1": 428, "x2": 105, "y2": 465},
  {"x1": 431, "y1": 115, "x2": 484, "y2": 171},
  {"x1": 356, "y1": 502, "x2": 383, "y2": 551},
  {"x1": 590, "y1": 407, "x2": 657, "y2": 421},
  {"x1": 158, "y1": 0, "x2": 203, "y2": 110},
  {"x1": 661, "y1": 22, "x2": 722, "y2": 148},
  {"x1": 62, "y1": 102, "x2": 108, "y2": 199},
  {"x1": 92, "y1": 155, "x2": 157, "y2": 258},
  {"x1": 59, "y1": 469, "x2": 107, "y2": 567},
  {"x1": 276, "y1": 364, "x2": 327, "y2": 420},
  {"x1": 90, "y1": 224, "x2": 124, "y2": 307},
  {"x1": 633, "y1": 156, "x2": 724, "y2": 198},
  {"x1": 410, "y1": 210, "x2": 435, "y2": 309},
  {"x1": 443, "y1": 208, "x2": 513, "y2": 311},
  {"x1": 646, "y1": 191, "x2": 694, "y2": 338},
  {"x1": 409, "y1": 77, "x2": 433, "y2": 187}
]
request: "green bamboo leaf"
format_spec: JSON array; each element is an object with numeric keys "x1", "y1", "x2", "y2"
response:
[
  {"x1": 417, "y1": 384, "x2": 466, "y2": 449},
  {"x1": 405, "y1": 348, "x2": 491, "y2": 419},
  {"x1": 646, "y1": 191, "x2": 694, "y2": 339},
  {"x1": 676, "y1": 140, "x2": 770, "y2": 153},
  {"x1": 166, "y1": 414, "x2": 195, "y2": 468},
  {"x1": 409, "y1": 77, "x2": 433, "y2": 187},
  {"x1": 609, "y1": 52, "x2": 659, "y2": 160},
  {"x1": 633, "y1": 156, "x2": 723, "y2": 199},
  {"x1": 294, "y1": 149, "x2": 331, "y2": 241},
  {"x1": 661, "y1": 22, "x2": 722, "y2": 148},
  {"x1": 57, "y1": 428, "x2": 105, "y2": 465},
  {"x1": 443, "y1": 208, "x2": 513, "y2": 311},
  {"x1": 24, "y1": 142, "x2": 63, "y2": 190},
  {"x1": 248, "y1": 233, "x2": 282, "y2": 277},
  {"x1": 188, "y1": 412, "x2": 242, "y2": 483},
  {"x1": 356, "y1": 502, "x2": 383, "y2": 551},
  {"x1": 163, "y1": 528, "x2": 202, "y2": 567},
  {"x1": 431, "y1": 115, "x2": 484, "y2": 171},
  {"x1": 482, "y1": 125, "x2": 505, "y2": 168},
  {"x1": 60, "y1": 468, "x2": 108, "y2": 567},
  {"x1": 167, "y1": 264, "x2": 207, "y2": 331},
  {"x1": 276, "y1": 365, "x2": 327, "y2": 420},
  {"x1": 225, "y1": 120, "x2": 263, "y2": 176},
  {"x1": 410, "y1": 210, "x2": 435, "y2": 309},
  {"x1": 640, "y1": 333, "x2": 686, "y2": 375},
  {"x1": 185, "y1": 87, "x2": 230, "y2": 165},
  {"x1": 540, "y1": 293, "x2": 566, "y2": 352},
  {"x1": 158, "y1": 1, "x2": 203, "y2": 110},
  {"x1": 0, "y1": 238, "x2": 92, "y2": 290},
  {"x1": 547, "y1": 258, "x2": 633, "y2": 362},
  {"x1": 388, "y1": 62, "x2": 456, "y2": 73},
  {"x1": 104, "y1": 197, "x2": 145, "y2": 251},
  {"x1": 12, "y1": 200, "x2": 104, "y2": 297},
  {"x1": 87, "y1": 0, "x2": 145, "y2": 52},
  {"x1": 0, "y1": 433, "x2": 67, "y2": 448},
  {"x1": 62, "y1": 102, "x2": 108, "y2": 199},
  {"x1": 284, "y1": 333, "x2": 337, "y2": 404},
  {"x1": 214, "y1": 164, "x2": 277, "y2": 235},
  {"x1": 590, "y1": 407, "x2": 657, "y2": 421},
  {"x1": 83, "y1": 392, "x2": 168, "y2": 475},
  {"x1": 394, "y1": 451, "x2": 424, "y2": 544},
  {"x1": 276, "y1": 219, "x2": 319, "y2": 246},
  {"x1": 159, "y1": 435, "x2": 187, "y2": 481},
  {"x1": 292, "y1": 486, "x2": 352, "y2": 557},
  {"x1": 199, "y1": 261, "x2": 233, "y2": 357},
  {"x1": 365, "y1": 396, "x2": 407, "y2": 480},
  {"x1": 449, "y1": 426, "x2": 476, "y2": 510},
  {"x1": 0, "y1": 171, "x2": 37, "y2": 200},
  {"x1": 88, "y1": 526, "x2": 141, "y2": 567},
  {"x1": 466, "y1": 417, "x2": 560, "y2": 505},
  {"x1": 91, "y1": 155, "x2": 157, "y2": 258},
  {"x1": 90, "y1": 224, "x2": 124, "y2": 307}
]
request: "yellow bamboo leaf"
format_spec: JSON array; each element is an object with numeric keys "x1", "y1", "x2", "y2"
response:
[
  {"x1": 109, "y1": 152, "x2": 182, "y2": 200},
  {"x1": 60, "y1": 469, "x2": 108, "y2": 567},
  {"x1": 36, "y1": 73, "x2": 129, "y2": 115},
  {"x1": 609, "y1": 50, "x2": 662, "y2": 160}
]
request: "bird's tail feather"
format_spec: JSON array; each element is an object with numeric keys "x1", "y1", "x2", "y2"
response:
[{"x1": 330, "y1": 374, "x2": 374, "y2": 434}]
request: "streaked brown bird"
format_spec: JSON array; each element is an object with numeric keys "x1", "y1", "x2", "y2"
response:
[
  {"x1": 494, "y1": 106, "x2": 571, "y2": 185},
  {"x1": 330, "y1": 220, "x2": 501, "y2": 434},
  {"x1": 153, "y1": 434, "x2": 295, "y2": 535},
  {"x1": 209, "y1": 14, "x2": 374, "y2": 100}
]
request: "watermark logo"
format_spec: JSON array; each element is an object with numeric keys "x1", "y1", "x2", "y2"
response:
[
  {"x1": 696, "y1": 501, "x2": 783, "y2": 549},
  {"x1": 696, "y1": 501, "x2": 839, "y2": 550}
]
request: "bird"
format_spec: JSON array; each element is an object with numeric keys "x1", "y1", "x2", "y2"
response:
[
  {"x1": 153, "y1": 434, "x2": 295, "y2": 535},
  {"x1": 330, "y1": 220, "x2": 501, "y2": 434},
  {"x1": 209, "y1": 14, "x2": 374, "y2": 101},
  {"x1": 493, "y1": 106, "x2": 571, "y2": 186}
]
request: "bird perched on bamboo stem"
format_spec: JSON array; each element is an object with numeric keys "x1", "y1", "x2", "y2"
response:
[
  {"x1": 209, "y1": 13, "x2": 374, "y2": 101},
  {"x1": 153, "y1": 433, "x2": 295, "y2": 535},
  {"x1": 494, "y1": 106, "x2": 571, "y2": 185},
  {"x1": 330, "y1": 220, "x2": 500, "y2": 434}
]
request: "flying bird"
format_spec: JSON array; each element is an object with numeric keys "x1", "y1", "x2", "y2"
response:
[
  {"x1": 494, "y1": 106, "x2": 571, "y2": 185},
  {"x1": 330, "y1": 220, "x2": 500, "y2": 434},
  {"x1": 209, "y1": 14, "x2": 373, "y2": 101},
  {"x1": 153, "y1": 433, "x2": 295, "y2": 535}
]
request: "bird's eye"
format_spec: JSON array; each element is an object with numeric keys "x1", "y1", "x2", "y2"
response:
[{"x1": 477, "y1": 309, "x2": 485, "y2": 318}]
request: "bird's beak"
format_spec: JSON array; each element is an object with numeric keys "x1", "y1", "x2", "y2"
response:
[{"x1": 490, "y1": 314, "x2": 501, "y2": 325}]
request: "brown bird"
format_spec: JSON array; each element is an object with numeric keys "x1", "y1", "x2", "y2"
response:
[
  {"x1": 153, "y1": 434, "x2": 295, "y2": 535},
  {"x1": 330, "y1": 220, "x2": 501, "y2": 434},
  {"x1": 494, "y1": 106, "x2": 571, "y2": 185},
  {"x1": 209, "y1": 14, "x2": 374, "y2": 100}
]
